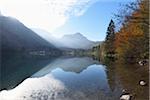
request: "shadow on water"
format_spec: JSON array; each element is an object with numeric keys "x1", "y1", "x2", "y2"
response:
[{"x1": 1, "y1": 53, "x2": 57, "y2": 90}]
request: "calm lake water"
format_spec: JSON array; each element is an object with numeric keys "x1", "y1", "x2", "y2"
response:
[{"x1": 0, "y1": 56, "x2": 149, "y2": 100}]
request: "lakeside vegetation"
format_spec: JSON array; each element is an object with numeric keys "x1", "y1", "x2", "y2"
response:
[{"x1": 94, "y1": 0, "x2": 149, "y2": 64}]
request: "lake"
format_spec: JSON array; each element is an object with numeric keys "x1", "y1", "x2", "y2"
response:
[{"x1": 0, "y1": 56, "x2": 149, "y2": 100}]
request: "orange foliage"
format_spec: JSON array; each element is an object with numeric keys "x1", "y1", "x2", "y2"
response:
[{"x1": 114, "y1": 0, "x2": 149, "y2": 60}]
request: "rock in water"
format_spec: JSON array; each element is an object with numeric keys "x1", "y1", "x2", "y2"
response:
[
  {"x1": 120, "y1": 94, "x2": 131, "y2": 100},
  {"x1": 138, "y1": 60, "x2": 148, "y2": 66},
  {"x1": 139, "y1": 80, "x2": 146, "y2": 86}
]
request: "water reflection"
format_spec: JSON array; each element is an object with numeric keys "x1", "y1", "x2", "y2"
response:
[
  {"x1": 32, "y1": 57, "x2": 100, "y2": 77},
  {"x1": 51, "y1": 65, "x2": 109, "y2": 93},
  {"x1": 1, "y1": 54, "x2": 56, "y2": 90},
  {"x1": 105, "y1": 60, "x2": 149, "y2": 100},
  {"x1": 0, "y1": 57, "x2": 121, "y2": 100},
  {"x1": 112, "y1": 62, "x2": 149, "y2": 100},
  {"x1": 1, "y1": 56, "x2": 147, "y2": 100}
]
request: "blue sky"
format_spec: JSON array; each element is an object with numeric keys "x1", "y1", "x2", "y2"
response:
[
  {"x1": 53, "y1": 1, "x2": 132, "y2": 41},
  {"x1": 0, "y1": 0, "x2": 134, "y2": 41}
]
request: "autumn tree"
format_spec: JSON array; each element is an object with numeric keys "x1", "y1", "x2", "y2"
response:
[{"x1": 114, "y1": 0, "x2": 149, "y2": 62}]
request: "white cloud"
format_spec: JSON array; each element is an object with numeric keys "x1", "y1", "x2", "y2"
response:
[{"x1": 0, "y1": 0, "x2": 98, "y2": 34}]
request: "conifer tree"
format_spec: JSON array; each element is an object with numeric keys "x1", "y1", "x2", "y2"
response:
[
  {"x1": 105, "y1": 19, "x2": 115, "y2": 54},
  {"x1": 105, "y1": 19, "x2": 115, "y2": 42}
]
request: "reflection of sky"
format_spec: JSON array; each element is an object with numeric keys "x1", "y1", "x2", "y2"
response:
[
  {"x1": 0, "y1": 64, "x2": 113, "y2": 100},
  {"x1": 51, "y1": 65, "x2": 109, "y2": 93}
]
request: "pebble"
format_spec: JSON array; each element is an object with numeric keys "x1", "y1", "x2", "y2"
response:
[
  {"x1": 138, "y1": 60, "x2": 147, "y2": 66},
  {"x1": 120, "y1": 94, "x2": 131, "y2": 100},
  {"x1": 120, "y1": 89, "x2": 132, "y2": 100},
  {"x1": 139, "y1": 80, "x2": 146, "y2": 86}
]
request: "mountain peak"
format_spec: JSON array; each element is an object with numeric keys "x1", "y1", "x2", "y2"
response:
[
  {"x1": 74, "y1": 32, "x2": 82, "y2": 36},
  {"x1": 59, "y1": 32, "x2": 96, "y2": 49}
]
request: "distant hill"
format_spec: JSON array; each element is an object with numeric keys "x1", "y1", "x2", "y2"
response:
[
  {"x1": 59, "y1": 33, "x2": 101, "y2": 49},
  {"x1": 32, "y1": 28, "x2": 58, "y2": 47},
  {"x1": 0, "y1": 16, "x2": 58, "y2": 54},
  {"x1": 32, "y1": 29, "x2": 101, "y2": 50}
]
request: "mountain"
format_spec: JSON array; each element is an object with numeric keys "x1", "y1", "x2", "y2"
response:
[
  {"x1": 32, "y1": 28, "x2": 59, "y2": 47},
  {"x1": 59, "y1": 33, "x2": 99, "y2": 49},
  {"x1": 0, "y1": 16, "x2": 58, "y2": 54},
  {"x1": 32, "y1": 29, "x2": 101, "y2": 50}
]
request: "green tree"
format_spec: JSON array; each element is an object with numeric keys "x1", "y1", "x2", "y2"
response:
[
  {"x1": 105, "y1": 19, "x2": 115, "y2": 41},
  {"x1": 104, "y1": 19, "x2": 115, "y2": 54}
]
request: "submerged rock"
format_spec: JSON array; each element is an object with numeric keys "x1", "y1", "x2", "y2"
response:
[
  {"x1": 138, "y1": 60, "x2": 148, "y2": 66},
  {"x1": 122, "y1": 89, "x2": 128, "y2": 94},
  {"x1": 120, "y1": 89, "x2": 132, "y2": 100},
  {"x1": 120, "y1": 94, "x2": 131, "y2": 100},
  {"x1": 139, "y1": 80, "x2": 146, "y2": 86}
]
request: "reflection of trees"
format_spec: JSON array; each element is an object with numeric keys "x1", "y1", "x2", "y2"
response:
[
  {"x1": 105, "y1": 63, "x2": 116, "y2": 92},
  {"x1": 114, "y1": 62, "x2": 149, "y2": 100},
  {"x1": 1, "y1": 53, "x2": 55, "y2": 90},
  {"x1": 104, "y1": 60, "x2": 149, "y2": 100}
]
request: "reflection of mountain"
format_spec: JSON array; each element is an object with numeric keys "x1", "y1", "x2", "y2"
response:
[
  {"x1": 32, "y1": 57, "x2": 100, "y2": 77},
  {"x1": 1, "y1": 54, "x2": 56, "y2": 90},
  {"x1": 32, "y1": 29, "x2": 101, "y2": 50},
  {"x1": 0, "y1": 16, "x2": 62, "y2": 90},
  {"x1": 0, "y1": 63, "x2": 114, "y2": 100},
  {"x1": 0, "y1": 16, "x2": 58, "y2": 55}
]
